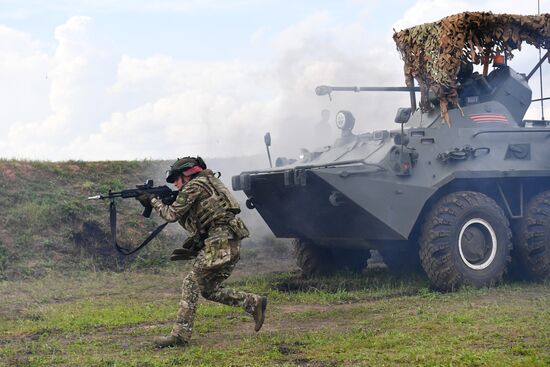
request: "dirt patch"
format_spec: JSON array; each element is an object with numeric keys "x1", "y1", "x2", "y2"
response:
[
  {"x1": 60, "y1": 302, "x2": 359, "y2": 354},
  {"x1": 66, "y1": 164, "x2": 81, "y2": 173},
  {"x1": 271, "y1": 358, "x2": 336, "y2": 367},
  {"x1": 277, "y1": 341, "x2": 305, "y2": 355},
  {"x1": 0, "y1": 227, "x2": 13, "y2": 246},
  {"x1": 277, "y1": 303, "x2": 335, "y2": 313},
  {"x1": 189, "y1": 302, "x2": 359, "y2": 350},
  {"x1": 295, "y1": 361, "x2": 337, "y2": 367},
  {"x1": 0, "y1": 161, "x2": 34, "y2": 181},
  {"x1": 0, "y1": 167, "x2": 16, "y2": 181},
  {"x1": 71, "y1": 220, "x2": 128, "y2": 270}
]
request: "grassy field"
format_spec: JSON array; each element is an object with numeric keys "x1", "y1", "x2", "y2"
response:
[{"x1": 1, "y1": 267, "x2": 549, "y2": 367}]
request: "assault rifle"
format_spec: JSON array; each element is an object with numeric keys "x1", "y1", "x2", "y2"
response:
[
  {"x1": 87, "y1": 179, "x2": 178, "y2": 217},
  {"x1": 87, "y1": 180, "x2": 179, "y2": 255}
]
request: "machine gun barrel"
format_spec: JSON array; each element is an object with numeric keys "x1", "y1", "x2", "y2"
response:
[{"x1": 315, "y1": 85, "x2": 420, "y2": 96}]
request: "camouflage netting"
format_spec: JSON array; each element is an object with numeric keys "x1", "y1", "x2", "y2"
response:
[{"x1": 393, "y1": 12, "x2": 550, "y2": 123}]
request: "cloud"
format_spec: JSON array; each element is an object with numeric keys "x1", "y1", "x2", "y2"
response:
[
  {"x1": 2, "y1": 15, "x2": 121, "y2": 159},
  {"x1": 0, "y1": 0, "x2": 267, "y2": 18},
  {"x1": 0, "y1": 25, "x2": 51, "y2": 129},
  {"x1": 250, "y1": 27, "x2": 267, "y2": 46}
]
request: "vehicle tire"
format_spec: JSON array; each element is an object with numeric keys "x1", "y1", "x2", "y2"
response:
[
  {"x1": 293, "y1": 239, "x2": 370, "y2": 277},
  {"x1": 379, "y1": 243, "x2": 422, "y2": 275},
  {"x1": 515, "y1": 191, "x2": 550, "y2": 280},
  {"x1": 419, "y1": 191, "x2": 512, "y2": 291},
  {"x1": 294, "y1": 239, "x2": 333, "y2": 277}
]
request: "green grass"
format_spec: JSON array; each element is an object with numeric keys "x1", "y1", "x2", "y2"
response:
[{"x1": 1, "y1": 270, "x2": 549, "y2": 366}]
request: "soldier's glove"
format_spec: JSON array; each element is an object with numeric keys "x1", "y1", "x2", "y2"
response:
[
  {"x1": 135, "y1": 192, "x2": 154, "y2": 207},
  {"x1": 170, "y1": 248, "x2": 198, "y2": 261},
  {"x1": 182, "y1": 234, "x2": 202, "y2": 250}
]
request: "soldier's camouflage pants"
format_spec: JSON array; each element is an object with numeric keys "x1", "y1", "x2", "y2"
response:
[{"x1": 170, "y1": 238, "x2": 260, "y2": 342}]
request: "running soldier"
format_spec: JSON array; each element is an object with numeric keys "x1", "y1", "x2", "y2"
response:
[{"x1": 136, "y1": 157, "x2": 267, "y2": 348}]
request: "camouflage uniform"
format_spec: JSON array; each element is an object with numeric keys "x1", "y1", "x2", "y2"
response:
[{"x1": 151, "y1": 169, "x2": 262, "y2": 343}]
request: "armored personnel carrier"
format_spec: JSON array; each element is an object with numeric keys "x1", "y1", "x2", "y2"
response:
[{"x1": 232, "y1": 12, "x2": 550, "y2": 290}]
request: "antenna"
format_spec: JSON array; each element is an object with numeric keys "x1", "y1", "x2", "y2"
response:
[
  {"x1": 264, "y1": 132, "x2": 273, "y2": 168},
  {"x1": 538, "y1": 0, "x2": 546, "y2": 120}
]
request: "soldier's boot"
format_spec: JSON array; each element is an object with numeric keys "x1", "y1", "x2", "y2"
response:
[
  {"x1": 252, "y1": 296, "x2": 268, "y2": 332},
  {"x1": 153, "y1": 335, "x2": 187, "y2": 348}
]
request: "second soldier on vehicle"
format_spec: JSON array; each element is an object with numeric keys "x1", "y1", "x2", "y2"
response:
[{"x1": 136, "y1": 156, "x2": 267, "y2": 348}]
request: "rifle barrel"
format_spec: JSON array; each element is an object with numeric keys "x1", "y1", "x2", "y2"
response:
[{"x1": 87, "y1": 191, "x2": 124, "y2": 200}]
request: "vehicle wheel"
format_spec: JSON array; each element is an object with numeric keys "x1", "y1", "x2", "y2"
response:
[
  {"x1": 516, "y1": 191, "x2": 550, "y2": 280},
  {"x1": 293, "y1": 239, "x2": 370, "y2": 277},
  {"x1": 379, "y1": 243, "x2": 421, "y2": 275},
  {"x1": 419, "y1": 191, "x2": 512, "y2": 291},
  {"x1": 293, "y1": 239, "x2": 334, "y2": 277}
]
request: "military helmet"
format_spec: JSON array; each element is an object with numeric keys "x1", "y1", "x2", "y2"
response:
[{"x1": 166, "y1": 156, "x2": 207, "y2": 183}]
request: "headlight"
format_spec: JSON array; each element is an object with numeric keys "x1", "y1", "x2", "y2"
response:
[
  {"x1": 336, "y1": 111, "x2": 347, "y2": 129},
  {"x1": 335, "y1": 110, "x2": 355, "y2": 131}
]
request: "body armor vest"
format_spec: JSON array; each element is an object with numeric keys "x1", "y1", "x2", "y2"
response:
[{"x1": 191, "y1": 172, "x2": 241, "y2": 230}]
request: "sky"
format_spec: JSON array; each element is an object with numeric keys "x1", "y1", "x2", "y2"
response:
[{"x1": 0, "y1": 0, "x2": 549, "y2": 161}]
